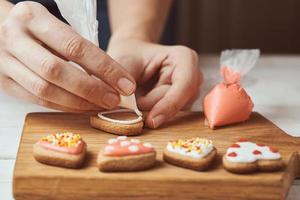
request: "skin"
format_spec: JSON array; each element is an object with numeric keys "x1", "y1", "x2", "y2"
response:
[
  {"x1": 0, "y1": 0, "x2": 136, "y2": 112},
  {"x1": 0, "y1": 0, "x2": 202, "y2": 128},
  {"x1": 108, "y1": 0, "x2": 202, "y2": 128}
]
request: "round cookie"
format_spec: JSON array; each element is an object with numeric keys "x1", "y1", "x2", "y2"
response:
[
  {"x1": 90, "y1": 109, "x2": 144, "y2": 136},
  {"x1": 223, "y1": 138, "x2": 283, "y2": 174},
  {"x1": 163, "y1": 137, "x2": 217, "y2": 171},
  {"x1": 33, "y1": 132, "x2": 87, "y2": 168}
]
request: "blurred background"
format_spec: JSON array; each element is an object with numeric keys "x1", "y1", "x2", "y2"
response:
[
  {"x1": 172, "y1": 0, "x2": 300, "y2": 53},
  {"x1": 10, "y1": 0, "x2": 300, "y2": 53}
]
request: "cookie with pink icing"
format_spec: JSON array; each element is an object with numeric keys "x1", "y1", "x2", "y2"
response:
[
  {"x1": 97, "y1": 136, "x2": 156, "y2": 172},
  {"x1": 33, "y1": 132, "x2": 87, "y2": 168},
  {"x1": 223, "y1": 138, "x2": 283, "y2": 174}
]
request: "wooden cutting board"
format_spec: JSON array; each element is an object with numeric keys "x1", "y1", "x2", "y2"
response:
[{"x1": 13, "y1": 112, "x2": 300, "y2": 200}]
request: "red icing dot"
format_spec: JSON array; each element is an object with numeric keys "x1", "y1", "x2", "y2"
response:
[
  {"x1": 228, "y1": 152, "x2": 237, "y2": 157},
  {"x1": 253, "y1": 150, "x2": 262, "y2": 155},
  {"x1": 238, "y1": 138, "x2": 249, "y2": 142},
  {"x1": 269, "y1": 146, "x2": 279, "y2": 153},
  {"x1": 230, "y1": 143, "x2": 240, "y2": 148},
  {"x1": 256, "y1": 143, "x2": 265, "y2": 147}
]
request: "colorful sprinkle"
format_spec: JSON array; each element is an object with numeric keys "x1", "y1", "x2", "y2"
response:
[
  {"x1": 40, "y1": 132, "x2": 82, "y2": 148},
  {"x1": 256, "y1": 143, "x2": 265, "y2": 147},
  {"x1": 168, "y1": 137, "x2": 212, "y2": 154}
]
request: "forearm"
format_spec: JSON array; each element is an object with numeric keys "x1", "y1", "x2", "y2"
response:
[
  {"x1": 108, "y1": 0, "x2": 173, "y2": 43},
  {"x1": 0, "y1": 0, "x2": 13, "y2": 22}
]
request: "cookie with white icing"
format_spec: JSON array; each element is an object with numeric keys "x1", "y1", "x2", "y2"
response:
[
  {"x1": 223, "y1": 138, "x2": 283, "y2": 174},
  {"x1": 33, "y1": 132, "x2": 87, "y2": 168},
  {"x1": 163, "y1": 137, "x2": 217, "y2": 171},
  {"x1": 97, "y1": 136, "x2": 156, "y2": 172},
  {"x1": 90, "y1": 109, "x2": 144, "y2": 136}
]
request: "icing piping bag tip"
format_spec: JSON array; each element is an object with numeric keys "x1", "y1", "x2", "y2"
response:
[{"x1": 135, "y1": 109, "x2": 143, "y2": 117}]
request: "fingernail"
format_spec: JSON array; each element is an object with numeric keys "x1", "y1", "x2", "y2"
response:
[
  {"x1": 152, "y1": 115, "x2": 166, "y2": 128},
  {"x1": 118, "y1": 78, "x2": 135, "y2": 95},
  {"x1": 103, "y1": 92, "x2": 120, "y2": 108}
]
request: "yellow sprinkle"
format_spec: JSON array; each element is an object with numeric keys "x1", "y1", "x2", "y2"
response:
[
  {"x1": 170, "y1": 137, "x2": 212, "y2": 153},
  {"x1": 40, "y1": 132, "x2": 82, "y2": 148}
]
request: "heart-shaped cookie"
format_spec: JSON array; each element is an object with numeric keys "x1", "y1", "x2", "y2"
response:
[
  {"x1": 203, "y1": 83, "x2": 253, "y2": 129},
  {"x1": 223, "y1": 138, "x2": 283, "y2": 174},
  {"x1": 90, "y1": 109, "x2": 144, "y2": 136},
  {"x1": 163, "y1": 137, "x2": 217, "y2": 171},
  {"x1": 97, "y1": 136, "x2": 156, "y2": 172},
  {"x1": 33, "y1": 132, "x2": 87, "y2": 169}
]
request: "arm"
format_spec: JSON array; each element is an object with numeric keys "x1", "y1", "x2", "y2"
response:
[
  {"x1": 108, "y1": 0, "x2": 173, "y2": 43},
  {"x1": 107, "y1": 0, "x2": 202, "y2": 129}
]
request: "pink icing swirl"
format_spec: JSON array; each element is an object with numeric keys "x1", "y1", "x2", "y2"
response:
[{"x1": 38, "y1": 141, "x2": 84, "y2": 155}]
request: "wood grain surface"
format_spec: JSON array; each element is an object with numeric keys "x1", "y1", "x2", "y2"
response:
[{"x1": 13, "y1": 112, "x2": 300, "y2": 200}]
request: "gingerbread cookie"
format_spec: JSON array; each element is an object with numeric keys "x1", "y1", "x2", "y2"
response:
[
  {"x1": 163, "y1": 137, "x2": 217, "y2": 171},
  {"x1": 90, "y1": 109, "x2": 144, "y2": 136},
  {"x1": 33, "y1": 132, "x2": 87, "y2": 168},
  {"x1": 223, "y1": 138, "x2": 283, "y2": 174},
  {"x1": 97, "y1": 136, "x2": 156, "y2": 172}
]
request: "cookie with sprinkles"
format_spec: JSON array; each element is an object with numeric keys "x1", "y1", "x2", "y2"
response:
[
  {"x1": 163, "y1": 137, "x2": 217, "y2": 171},
  {"x1": 33, "y1": 132, "x2": 87, "y2": 168},
  {"x1": 97, "y1": 136, "x2": 156, "y2": 172},
  {"x1": 223, "y1": 139, "x2": 283, "y2": 174}
]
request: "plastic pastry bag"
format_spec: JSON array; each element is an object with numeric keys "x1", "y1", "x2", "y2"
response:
[
  {"x1": 203, "y1": 49, "x2": 260, "y2": 129},
  {"x1": 55, "y1": 0, "x2": 141, "y2": 115}
]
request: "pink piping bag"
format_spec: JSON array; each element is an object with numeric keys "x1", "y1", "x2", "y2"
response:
[{"x1": 203, "y1": 49, "x2": 260, "y2": 129}]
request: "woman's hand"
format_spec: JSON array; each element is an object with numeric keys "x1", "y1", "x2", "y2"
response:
[
  {"x1": 0, "y1": 2, "x2": 136, "y2": 112},
  {"x1": 108, "y1": 38, "x2": 202, "y2": 128}
]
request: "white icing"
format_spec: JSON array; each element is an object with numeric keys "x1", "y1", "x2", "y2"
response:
[
  {"x1": 108, "y1": 138, "x2": 118, "y2": 144},
  {"x1": 117, "y1": 136, "x2": 127, "y2": 140},
  {"x1": 143, "y1": 143, "x2": 152, "y2": 148},
  {"x1": 225, "y1": 142, "x2": 281, "y2": 163},
  {"x1": 128, "y1": 145, "x2": 139, "y2": 152},
  {"x1": 134, "y1": 109, "x2": 143, "y2": 117},
  {"x1": 98, "y1": 109, "x2": 143, "y2": 125},
  {"x1": 166, "y1": 143, "x2": 214, "y2": 159},
  {"x1": 130, "y1": 139, "x2": 140, "y2": 144},
  {"x1": 119, "y1": 94, "x2": 142, "y2": 116},
  {"x1": 120, "y1": 141, "x2": 130, "y2": 147},
  {"x1": 104, "y1": 146, "x2": 114, "y2": 152}
]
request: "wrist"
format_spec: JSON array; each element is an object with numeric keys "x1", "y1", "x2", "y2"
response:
[
  {"x1": 109, "y1": 28, "x2": 157, "y2": 45},
  {"x1": 107, "y1": 34, "x2": 148, "y2": 53}
]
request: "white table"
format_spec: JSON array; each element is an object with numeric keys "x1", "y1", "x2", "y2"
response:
[{"x1": 0, "y1": 55, "x2": 299, "y2": 200}]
